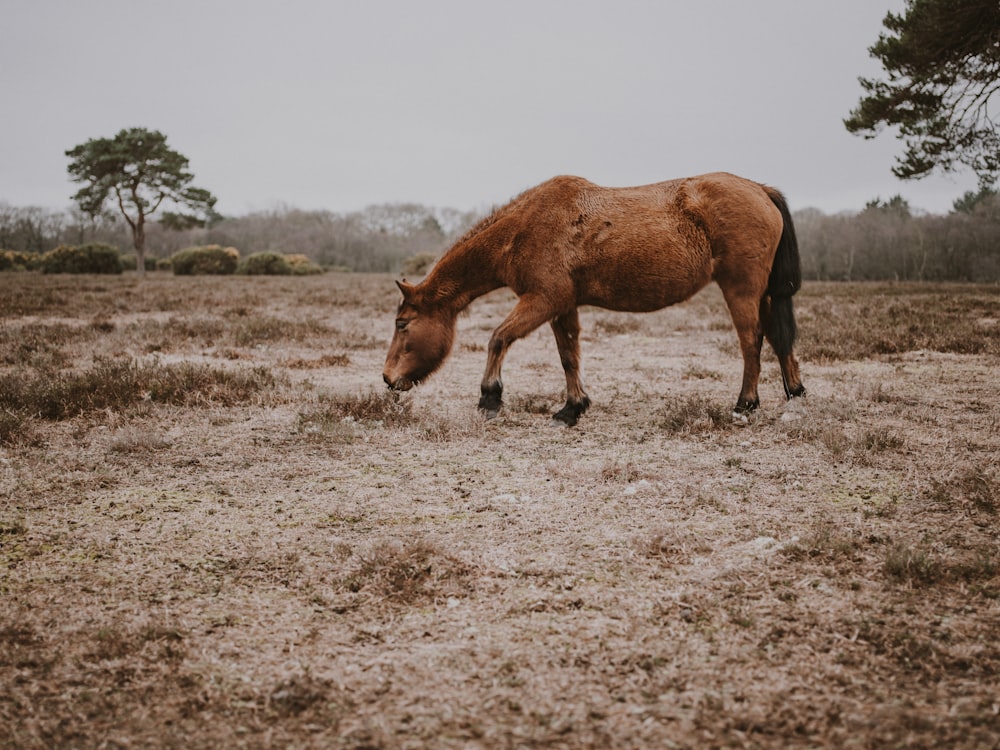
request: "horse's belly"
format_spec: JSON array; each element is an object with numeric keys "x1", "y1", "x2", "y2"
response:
[{"x1": 576, "y1": 263, "x2": 710, "y2": 313}]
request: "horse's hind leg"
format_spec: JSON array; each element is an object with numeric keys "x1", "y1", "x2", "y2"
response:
[
  {"x1": 760, "y1": 296, "x2": 806, "y2": 399},
  {"x1": 720, "y1": 287, "x2": 765, "y2": 416},
  {"x1": 550, "y1": 309, "x2": 590, "y2": 426}
]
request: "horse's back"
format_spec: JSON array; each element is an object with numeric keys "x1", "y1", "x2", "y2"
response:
[
  {"x1": 524, "y1": 172, "x2": 781, "y2": 250},
  {"x1": 492, "y1": 173, "x2": 785, "y2": 311}
]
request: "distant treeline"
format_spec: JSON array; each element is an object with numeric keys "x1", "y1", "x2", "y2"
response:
[
  {"x1": 2, "y1": 190, "x2": 998, "y2": 280},
  {"x1": 796, "y1": 191, "x2": 1000, "y2": 282},
  {"x1": 0, "y1": 202, "x2": 480, "y2": 274}
]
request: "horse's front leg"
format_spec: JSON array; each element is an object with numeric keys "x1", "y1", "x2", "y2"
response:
[
  {"x1": 479, "y1": 293, "x2": 558, "y2": 419},
  {"x1": 550, "y1": 309, "x2": 590, "y2": 426}
]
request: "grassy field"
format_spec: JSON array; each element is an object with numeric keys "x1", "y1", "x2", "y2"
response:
[{"x1": 1, "y1": 272, "x2": 999, "y2": 748}]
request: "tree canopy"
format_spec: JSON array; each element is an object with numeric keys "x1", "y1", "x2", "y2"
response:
[
  {"x1": 845, "y1": 0, "x2": 1000, "y2": 187},
  {"x1": 66, "y1": 127, "x2": 218, "y2": 276}
]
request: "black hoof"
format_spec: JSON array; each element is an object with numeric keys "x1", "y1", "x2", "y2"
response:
[
  {"x1": 552, "y1": 396, "x2": 591, "y2": 427},
  {"x1": 734, "y1": 397, "x2": 760, "y2": 415},
  {"x1": 479, "y1": 384, "x2": 502, "y2": 416},
  {"x1": 786, "y1": 384, "x2": 806, "y2": 399}
]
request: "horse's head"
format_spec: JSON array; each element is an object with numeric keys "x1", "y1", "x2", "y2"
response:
[{"x1": 383, "y1": 279, "x2": 456, "y2": 391}]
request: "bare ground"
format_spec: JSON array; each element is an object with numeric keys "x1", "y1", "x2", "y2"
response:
[{"x1": 1, "y1": 273, "x2": 998, "y2": 748}]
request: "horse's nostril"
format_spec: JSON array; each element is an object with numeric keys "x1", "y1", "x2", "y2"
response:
[{"x1": 383, "y1": 373, "x2": 392, "y2": 388}]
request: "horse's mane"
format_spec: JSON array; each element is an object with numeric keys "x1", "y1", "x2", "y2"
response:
[{"x1": 448, "y1": 184, "x2": 537, "y2": 251}]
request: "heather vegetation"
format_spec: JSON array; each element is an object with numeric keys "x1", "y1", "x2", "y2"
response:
[{"x1": 168, "y1": 244, "x2": 241, "y2": 275}]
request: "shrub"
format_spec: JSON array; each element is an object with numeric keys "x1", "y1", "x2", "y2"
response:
[
  {"x1": 40, "y1": 243, "x2": 122, "y2": 274},
  {"x1": 0, "y1": 250, "x2": 41, "y2": 272},
  {"x1": 170, "y1": 245, "x2": 240, "y2": 275},
  {"x1": 238, "y1": 252, "x2": 293, "y2": 276},
  {"x1": 285, "y1": 254, "x2": 323, "y2": 275},
  {"x1": 657, "y1": 394, "x2": 732, "y2": 433},
  {"x1": 401, "y1": 252, "x2": 437, "y2": 276},
  {"x1": 0, "y1": 408, "x2": 30, "y2": 445}
]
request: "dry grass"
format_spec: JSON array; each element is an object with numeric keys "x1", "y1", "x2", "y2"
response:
[
  {"x1": 1, "y1": 273, "x2": 999, "y2": 748},
  {"x1": 0, "y1": 357, "x2": 279, "y2": 422},
  {"x1": 797, "y1": 282, "x2": 1000, "y2": 361}
]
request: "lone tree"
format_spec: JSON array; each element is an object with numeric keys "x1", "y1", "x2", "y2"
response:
[
  {"x1": 66, "y1": 127, "x2": 218, "y2": 277},
  {"x1": 845, "y1": 0, "x2": 1000, "y2": 188}
]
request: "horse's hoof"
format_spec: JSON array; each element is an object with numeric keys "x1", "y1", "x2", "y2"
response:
[
  {"x1": 733, "y1": 397, "x2": 759, "y2": 419},
  {"x1": 551, "y1": 409, "x2": 580, "y2": 427},
  {"x1": 552, "y1": 397, "x2": 588, "y2": 427},
  {"x1": 482, "y1": 409, "x2": 500, "y2": 421}
]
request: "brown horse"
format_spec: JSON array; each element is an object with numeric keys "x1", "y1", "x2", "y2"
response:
[{"x1": 383, "y1": 172, "x2": 805, "y2": 426}]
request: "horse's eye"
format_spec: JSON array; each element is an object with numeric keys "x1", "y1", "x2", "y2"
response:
[{"x1": 395, "y1": 320, "x2": 408, "y2": 331}]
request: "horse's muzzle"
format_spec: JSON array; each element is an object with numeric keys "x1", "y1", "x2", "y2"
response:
[{"x1": 383, "y1": 373, "x2": 413, "y2": 391}]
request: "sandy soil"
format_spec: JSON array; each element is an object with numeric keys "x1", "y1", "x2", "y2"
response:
[{"x1": 1, "y1": 273, "x2": 998, "y2": 748}]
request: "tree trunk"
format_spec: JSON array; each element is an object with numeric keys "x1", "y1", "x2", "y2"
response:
[{"x1": 132, "y1": 213, "x2": 146, "y2": 279}]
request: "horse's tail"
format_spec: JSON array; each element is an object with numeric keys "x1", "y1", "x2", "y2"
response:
[{"x1": 762, "y1": 187, "x2": 801, "y2": 357}]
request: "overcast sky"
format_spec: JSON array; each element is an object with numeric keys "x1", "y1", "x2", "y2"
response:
[{"x1": 0, "y1": 0, "x2": 982, "y2": 218}]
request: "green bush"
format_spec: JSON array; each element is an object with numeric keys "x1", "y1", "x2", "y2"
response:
[
  {"x1": 401, "y1": 252, "x2": 437, "y2": 276},
  {"x1": 40, "y1": 243, "x2": 122, "y2": 274},
  {"x1": 0, "y1": 250, "x2": 41, "y2": 271},
  {"x1": 155, "y1": 258, "x2": 173, "y2": 272},
  {"x1": 170, "y1": 245, "x2": 240, "y2": 275},
  {"x1": 285, "y1": 253, "x2": 324, "y2": 275},
  {"x1": 238, "y1": 252, "x2": 293, "y2": 275}
]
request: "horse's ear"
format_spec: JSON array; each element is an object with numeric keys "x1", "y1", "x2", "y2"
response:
[{"x1": 396, "y1": 279, "x2": 416, "y2": 300}]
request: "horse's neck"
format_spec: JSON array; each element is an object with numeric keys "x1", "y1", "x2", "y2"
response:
[{"x1": 423, "y1": 239, "x2": 504, "y2": 313}]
